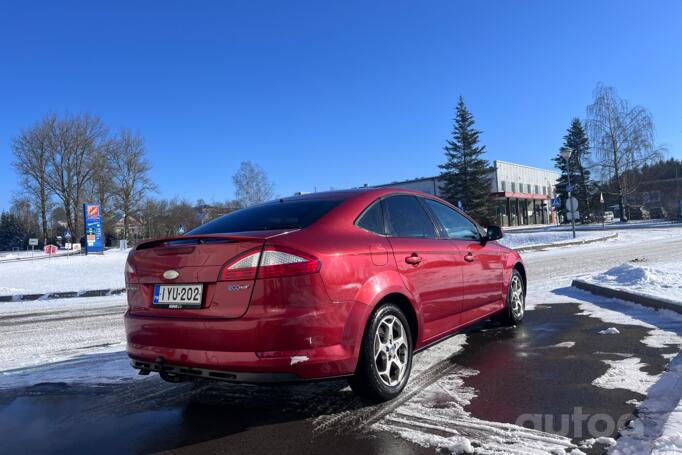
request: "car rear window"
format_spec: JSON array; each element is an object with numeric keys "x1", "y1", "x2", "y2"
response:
[{"x1": 187, "y1": 199, "x2": 343, "y2": 234}]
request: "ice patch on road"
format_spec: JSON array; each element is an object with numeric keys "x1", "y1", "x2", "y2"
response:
[{"x1": 599, "y1": 327, "x2": 621, "y2": 335}]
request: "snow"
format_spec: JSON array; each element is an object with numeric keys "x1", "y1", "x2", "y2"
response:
[
  {"x1": 580, "y1": 262, "x2": 682, "y2": 307},
  {"x1": 0, "y1": 249, "x2": 129, "y2": 296},
  {"x1": 592, "y1": 357, "x2": 660, "y2": 395},
  {"x1": 599, "y1": 327, "x2": 621, "y2": 335},
  {"x1": 498, "y1": 231, "x2": 608, "y2": 249},
  {"x1": 580, "y1": 437, "x2": 617, "y2": 449},
  {"x1": 0, "y1": 295, "x2": 127, "y2": 372},
  {"x1": 0, "y1": 351, "x2": 144, "y2": 390},
  {"x1": 653, "y1": 398, "x2": 682, "y2": 454}
]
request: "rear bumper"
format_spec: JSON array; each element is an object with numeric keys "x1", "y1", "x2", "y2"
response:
[
  {"x1": 124, "y1": 298, "x2": 365, "y2": 380},
  {"x1": 130, "y1": 359, "x2": 303, "y2": 383}
]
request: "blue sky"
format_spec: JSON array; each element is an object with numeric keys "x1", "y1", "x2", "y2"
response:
[{"x1": 1, "y1": 1, "x2": 681, "y2": 211}]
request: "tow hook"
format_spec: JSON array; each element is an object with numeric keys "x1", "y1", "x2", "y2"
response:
[{"x1": 138, "y1": 368, "x2": 151, "y2": 376}]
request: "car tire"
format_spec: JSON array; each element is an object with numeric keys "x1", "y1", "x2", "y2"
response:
[
  {"x1": 494, "y1": 269, "x2": 525, "y2": 326},
  {"x1": 348, "y1": 303, "x2": 413, "y2": 402}
]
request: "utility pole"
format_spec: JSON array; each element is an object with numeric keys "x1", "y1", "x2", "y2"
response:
[{"x1": 560, "y1": 147, "x2": 577, "y2": 239}]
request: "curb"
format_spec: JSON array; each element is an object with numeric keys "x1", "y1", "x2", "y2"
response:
[
  {"x1": 0, "y1": 288, "x2": 126, "y2": 303},
  {"x1": 515, "y1": 232, "x2": 618, "y2": 253},
  {"x1": 571, "y1": 279, "x2": 682, "y2": 315}
]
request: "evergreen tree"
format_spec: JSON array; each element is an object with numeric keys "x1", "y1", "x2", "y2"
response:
[
  {"x1": 553, "y1": 118, "x2": 592, "y2": 221},
  {"x1": 439, "y1": 96, "x2": 493, "y2": 224},
  {"x1": 0, "y1": 212, "x2": 25, "y2": 251}
]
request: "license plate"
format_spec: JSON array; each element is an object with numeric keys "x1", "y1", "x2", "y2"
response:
[{"x1": 153, "y1": 284, "x2": 203, "y2": 308}]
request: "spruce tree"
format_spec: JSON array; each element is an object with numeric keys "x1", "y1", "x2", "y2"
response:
[
  {"x1": 439, "y1": 96, "x2": 493, "y2": 224},
  {"x1": 553, "y1": 118, "x2": 592, "y2": 221},
  {"x1": 0, "y1": 212, "x2": 25, "y2": 251}
]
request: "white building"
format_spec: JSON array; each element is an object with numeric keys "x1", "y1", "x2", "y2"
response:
[{"x1": 375, "y1": 160, "x2": 560, "y2": 227}]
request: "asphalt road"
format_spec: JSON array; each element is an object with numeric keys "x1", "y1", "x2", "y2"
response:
[{"x1": 1, "y1": 229, "x2": 682, "y2": 455}]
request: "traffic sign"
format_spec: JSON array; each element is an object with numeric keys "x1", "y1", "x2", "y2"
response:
[
  {"x1": 566, "y1": 184, "x2": 574, "y2": 193},
  {"x1": 565, "y1": 197, "x2": 579, "y2": 213},
  {"x1": 551, "y1": 198, "x2": 561, "y2": 208},
  {"x1": 28, "y1": 238, "x2": 38, "y2": 246},
  {"x1": 64, "y1": 231, "x2": 72, "y2": 239}
]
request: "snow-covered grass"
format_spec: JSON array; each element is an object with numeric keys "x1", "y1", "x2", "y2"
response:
[
  {"x1": 0, "y1": 249, "x2": 128, "y2": 295},
  {"x1": 498, "y1": 230, "x2": 608, "y2": 249},
  {"x1": 580, "y1": 262, "x2": 682, "y2": 307}
]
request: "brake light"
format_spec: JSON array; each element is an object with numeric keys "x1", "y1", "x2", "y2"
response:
[{"x1": 219, "y1": 247, "x2": 320, "y2": 281}]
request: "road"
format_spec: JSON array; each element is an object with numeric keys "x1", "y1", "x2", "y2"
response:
[{"x1": 1, "y1": 228, "x2": 681, "y2": 454}]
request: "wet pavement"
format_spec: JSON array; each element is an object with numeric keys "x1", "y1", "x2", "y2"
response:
[{"x1": 1, "y1": 297, "x2": 679, "y2": 455}]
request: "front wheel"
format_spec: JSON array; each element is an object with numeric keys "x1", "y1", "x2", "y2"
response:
[
  {"x1": 349, "y1": 303, "x2": 413, "y2": 402},
  {"x1": 494, "y1": 269, "x2": 525, "y2": 326}
]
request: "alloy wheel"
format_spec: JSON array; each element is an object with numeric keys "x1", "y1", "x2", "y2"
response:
[
  {"x1": 510, "y1": 274, "x2": 525, "y2": 319},
  {"x1": 373, "y1": 315, "x2": 409, "y2": 387}
]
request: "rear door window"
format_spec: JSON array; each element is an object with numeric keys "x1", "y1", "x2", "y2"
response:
[
  {"x1": 383, "y1": 195, "x2": 438, "y2": 238},
  {"x1": 356, "y1": 200, "x2": 385, "y2": 234},
  {"x1": 422, "y1": 198, "x2": 480, "y2": 241},
  {"x1": 188, "y1": 199, "x2": 342, "y2": 234}
]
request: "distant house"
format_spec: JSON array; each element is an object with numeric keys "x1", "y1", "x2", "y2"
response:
[
  {"x1": 113, "y1": 215, "x2": 144, "y2": 240},
  {"x1": 631, "y1": 177, "x2": 682, "y2": 219},
  {"x1": 375, "y1": 160, "x2": 560, "y2": 227}
]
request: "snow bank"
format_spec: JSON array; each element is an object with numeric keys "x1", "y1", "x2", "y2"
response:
[
  {"x1": 0, "y1": 249, "x2": 129, "y2": 296},
  {"x1": 498, "y1": 231, "x2": 606, "y2": 249},
  {"x1": 581, "y1": 263, "x2": 682, "y2": 306}
]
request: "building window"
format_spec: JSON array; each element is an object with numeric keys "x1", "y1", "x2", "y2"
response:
[
  {"x1": 511, "y1": 182, "x2": 516, "y2": 192},
  {"x1": 500, "y1": 181, "x2": 507, "y2": 191},
  {"x1": 527, "y1": 184, "x2": 532, "y2": 193},
  {"x1": 534, "y1": 185, "x2": 540, "y2": 194},
  {"x1": 542, "y1": 186, "x2": 547, "y2": 195},
  {"x1": 518, "y1": 182, "x2": 523, "y2": 193}
]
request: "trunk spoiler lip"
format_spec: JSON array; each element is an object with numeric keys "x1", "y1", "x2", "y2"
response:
[{"x1": 134, "y1": 230, "x2": 299, "y2": 251}]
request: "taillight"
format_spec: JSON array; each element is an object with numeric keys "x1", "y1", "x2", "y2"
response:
[
  {"x1": 124, "y1": 258, "x2": 136, "y2": 282},
  {"x1": 219, "y1": 247, "x2": 320, "y2": 281}
]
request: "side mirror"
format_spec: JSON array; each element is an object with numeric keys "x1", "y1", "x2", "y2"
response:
[{"x1": 485, "y1": 225, "x2": 504, "y2": 242}]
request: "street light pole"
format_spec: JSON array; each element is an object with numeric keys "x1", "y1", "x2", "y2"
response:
[{"x1": 560, "y1": 147, "x2": 577, "y2": 239}]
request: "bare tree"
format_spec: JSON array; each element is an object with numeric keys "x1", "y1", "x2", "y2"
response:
[
  {"x1": 11, "y1": 115, "x2": 54, "y2": 243},
  {"x1": 44, "y1": 113, "x2": 111, "y2": 239},
  {"x1": 232, "y1": 161, "x2": 274, "y2": 207},
  {"x1": 139, "y1": 198, "x2": 200, "y2": 240},
  {"x1": 586, "y1": 84, "x2": 663, "y2": 220},
  {"x1": 111, "y1": 130, "x2": 156, "y2": 241}
]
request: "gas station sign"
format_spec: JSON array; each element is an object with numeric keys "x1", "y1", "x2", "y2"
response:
[{"x1": 83, "y1": 203, "x2": 104, "y2": 254}]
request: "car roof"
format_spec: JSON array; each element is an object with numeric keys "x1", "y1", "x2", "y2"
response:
[{"x1": 272, "y1": 187, "x2": 431, "y2": 203}]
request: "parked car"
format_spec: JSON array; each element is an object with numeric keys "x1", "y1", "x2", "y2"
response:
[{"x1": 124, "y1": 189, "x2": 526, "y2": 401}]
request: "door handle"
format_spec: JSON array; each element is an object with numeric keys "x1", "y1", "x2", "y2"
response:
[
  {"x1": 464, "y1": 252, "x2": 474, "y2": 262},
  {"x1": 405, "y1": 254, "x2": 422, "y2": 265}
]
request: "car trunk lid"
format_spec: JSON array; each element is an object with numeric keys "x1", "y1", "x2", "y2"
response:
[{"x1": 127, "y1": 233, "x2": 283, "y2": 318}]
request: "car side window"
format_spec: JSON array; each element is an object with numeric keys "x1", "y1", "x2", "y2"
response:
[
  {"x1": 423, "y1": 198, "x2": 480, "y2": 241},
  {"x1": 356, "y1": 200, "x2": 385, "y2": 234},
  {"x1": 383, "y1": 195, "x2": 438, "y2": 238}
]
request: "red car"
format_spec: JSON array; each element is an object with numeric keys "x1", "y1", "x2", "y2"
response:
[{"x1": 124, "y1": 189, "x2": 525, "y2": 400}]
